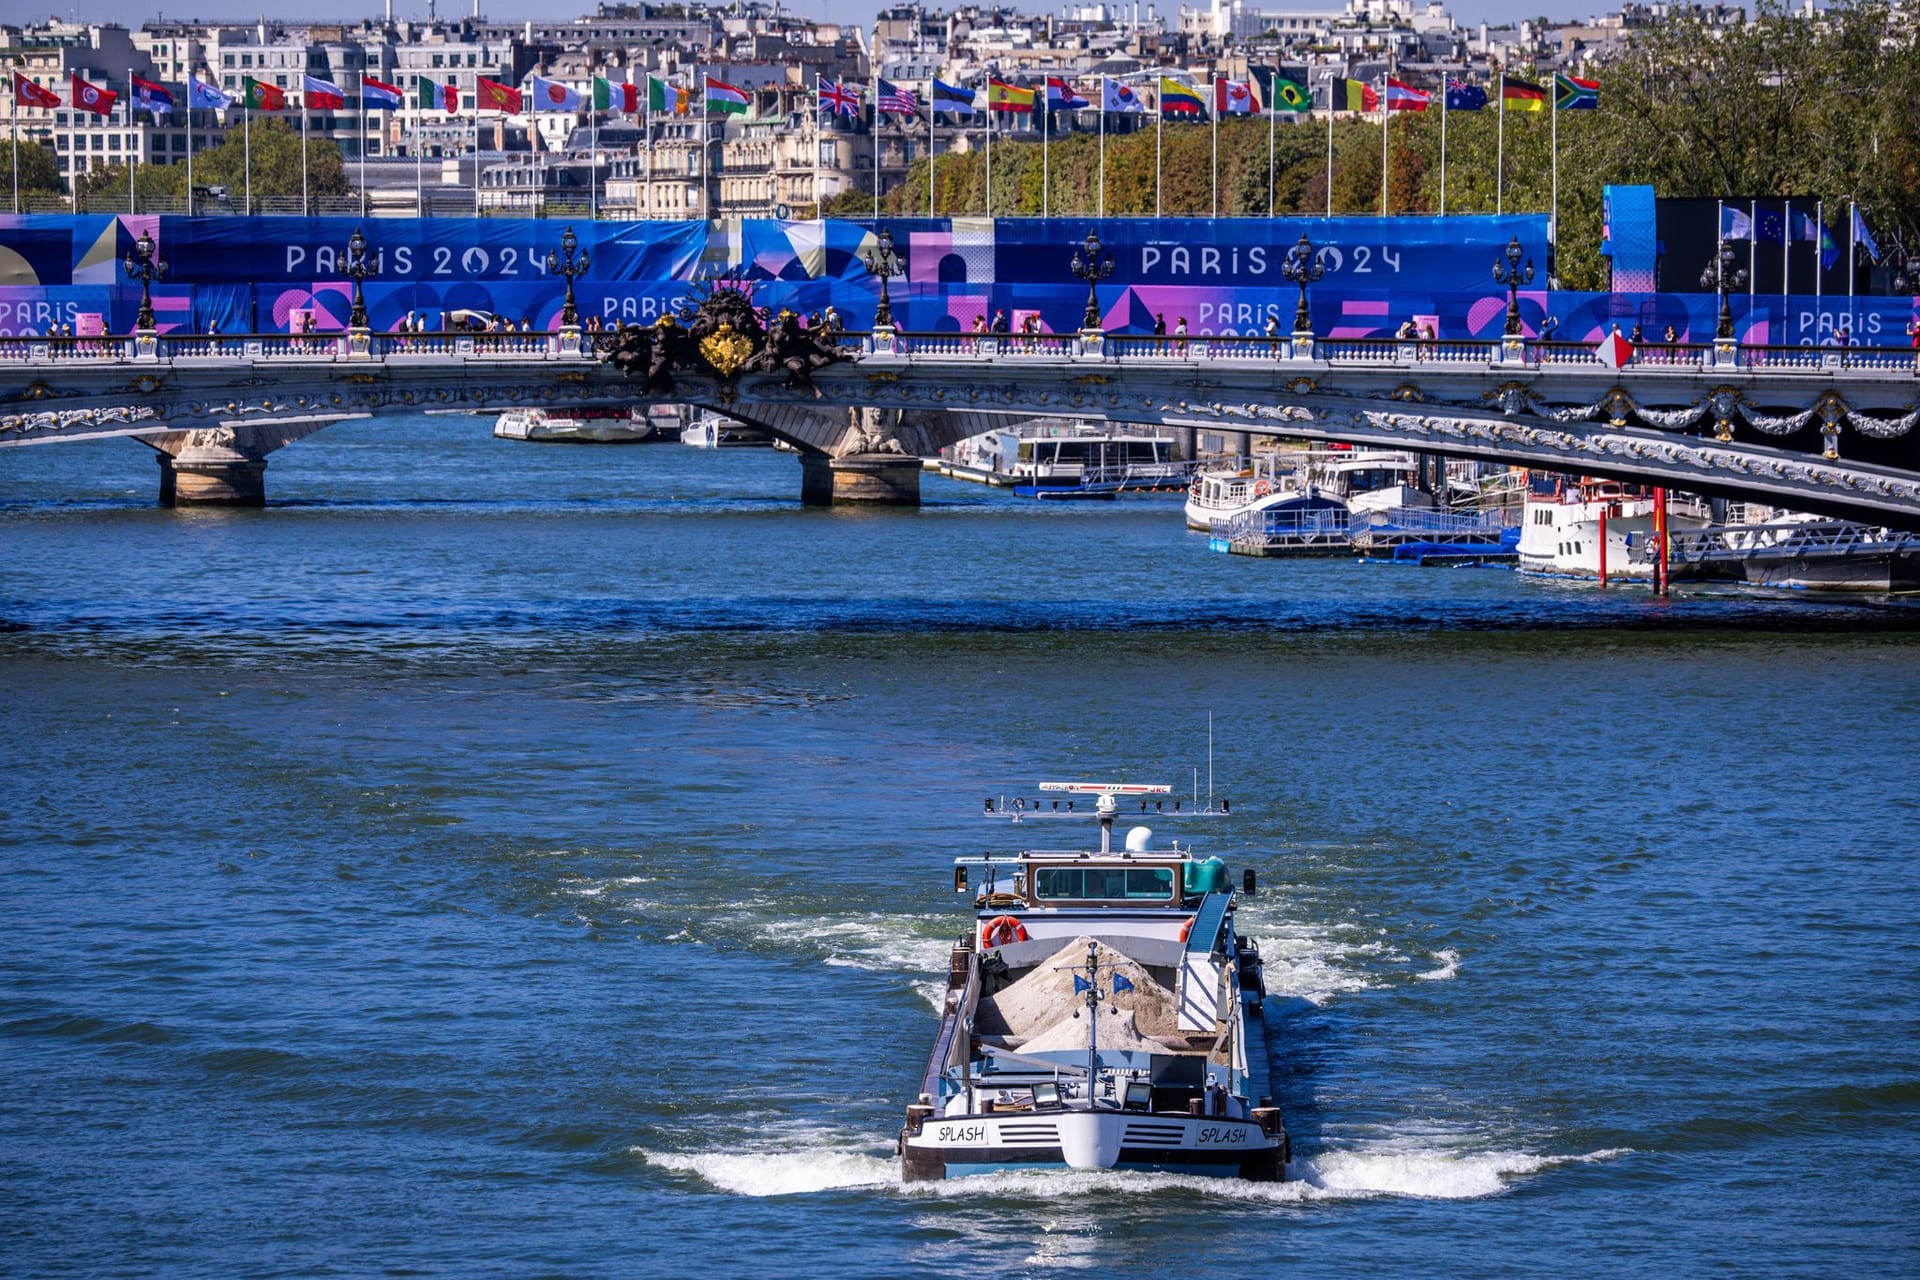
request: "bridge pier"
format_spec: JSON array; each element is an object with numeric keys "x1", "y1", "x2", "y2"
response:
[
  {"x1": 799, "y1": 452, "x2": 922, "y2": 507},
  {"x1": 142, "y1": 418, "x2": 352, "y2": 508}
]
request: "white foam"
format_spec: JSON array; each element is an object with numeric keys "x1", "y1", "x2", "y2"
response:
[
  {"x1": 1416, "y1": 948, "x2": 1461, "y2": 982},
  {"x1": 640, "y1": 1147, "x2": 900, "y2": 1197},
  {"x1": 757, "y1": 913, "x2": 958, "y2": 976}
]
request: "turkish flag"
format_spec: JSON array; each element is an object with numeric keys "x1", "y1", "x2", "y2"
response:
[
  {"x1": 70, "y1": 73, "x2": 118, "y2": 116},
  {"x1": 1598, "y1": 330, "x2": 1635, "y2": 370},
  {"x1": 14, "y1": 71, "x2": 60, "y2": 109}
]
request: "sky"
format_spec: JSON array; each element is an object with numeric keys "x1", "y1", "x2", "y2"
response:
[{"x1": 19, "y1": 0, "x2": 1613, "y2": 39}]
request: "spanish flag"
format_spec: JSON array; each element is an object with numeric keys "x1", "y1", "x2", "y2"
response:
[
  {"x1": 1157, "y1": 77, "x2": 1206, "y2": 117},
  {"x1": 1501, "y1": 76, "x2": 1547, "y2": 111},
  {"x1": 987, "y1": 79, "x2": 1035, "y2": 113},
  {"x1": 1333, "y1": 78, "x2": 1378, "y2": 112}
]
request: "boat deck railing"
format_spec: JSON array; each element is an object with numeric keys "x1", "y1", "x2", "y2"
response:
[{"x1": 1655, "y1": 520, "x2": 1920, "y2": 565}]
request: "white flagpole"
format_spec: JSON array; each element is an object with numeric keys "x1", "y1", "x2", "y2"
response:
[
  {"x1": 1324, "y1": 79, "x2": 1332, "y2": 217},
  {"x1": 928, "y1": 86, "x2": 935, "y2": 220},
  {"x1": 186, "y1": 81, "x2": 194, "y2": 216},
  {"x1": 414, "y1": 96, "x2": 422, "y2": 217},
  {"x1": 1782, "y1": 198, "x2": 1791, "y2": 303},
  {"x1": 361, "y1": 78, "x2": 369, "y2": 219},
  {"x1": 11, "y1": 71, "x2": 19, "y2": 216},
  {"x1": 1041, "y1": 80, "x2": 1049, "y2": 219},
  {"x1": 244, "y1": 106, "x2": 251, "y2": 216},
  {"x1": 870, "y1": 72, "x2": 879, "y2": 220},
  {"x1": 1439, "y1": 80, "x2": 1448, "y2": 216},
  {"x1": 473, "y1": 100, "x2": 481, "y2": 218},
  {"x1": 1749, "y1": 197, "x2": 1757, "y2": 310},
  {"x1": 1816, "y1": 197, "x2": 1824, "y2": 310},
  {"x1": 1496, "y1": 74, "x2": 1505, "y2": 216},
  {"x1": 1848, "y1": 196, "x2": 1857, "y2": 335},
  {"x1": 814, "y1": 75, "x2": 822, "y2": 221},
  {"x1": 301, "y1": 97, "x2": 310, "y2": 217},
  {"x1": 1267, "y1": 74, "x2": 1275, "y2": 220},
  {"x1": 590, "y1": 79, "x2": 598, "y2": 220},
  {"x1": 1210, "y1": 77, "x2": 1218, "y2": 218},
  {"x1": 1379, "y1": 78, "x2": 1388, "y2": 216},
  {"x1": 646, "y1": 81, "x2": 654, "y2": 219},
  {"x1": 1550, "y1": 80, "x2": 1559, "y2": 258},
  {"x1": 128, "y1": 73, "x2": 137, "y2": 214},
  {"x1": 985, "y1": 75, "x2": 993, "y2": 216},
  {"x1": 1154, "y1": 79, "x2": 1162, "y2": 218}
]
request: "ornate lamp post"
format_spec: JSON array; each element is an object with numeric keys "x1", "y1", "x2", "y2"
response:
[
  {"x1": 862, "y1": 225, "x2": 901, "y2": 330},
  {"x1": 1492, "y1": 235, "x2": 1534, "y2": 338},
  {"x1": 123, "y1": 228, "x2": 165, "y2": 333},
  {"x1": 343, "y1": 227, "x2": 373, "y2": 330},
  {"x1": 1279, "y1": 233, "x2": 1323, "y2": 336},
  {"x1": 546, "y1": 225, "x2": 589, "y2": 330},
  {"x1": 1891, "y1": 246, "x2": 1920, "y2": 295},
  {"x1": 1700, "y1": 238, "x2": 1747, "y2": 342},
  {"x1": 1070, "y1": 229, "x2": 1113, "y2": 332}
]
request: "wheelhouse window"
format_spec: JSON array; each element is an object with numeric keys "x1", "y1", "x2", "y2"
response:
[{"x1": 1032, "y1": 865, "x2": 1175, "y2": 903}]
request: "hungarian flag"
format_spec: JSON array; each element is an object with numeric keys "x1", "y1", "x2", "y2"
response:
[
  {"x1": 13, "y1": 71, "x2": 60, "y2": 109},
  {"x1": 416, "y1": 78, "x2": 458, "y2": 112},
  {"x1": 1385, "y1": 77, "x2": 1430, "y2": 111},
  {"x1": 1598, "y1": 329, "x2": 1634, "y2": 370},
  {"x1": 1157, "y1": 77, "x2": 1206, "y2": 117},
  {"x1": 530, "y1": 75, "x2": 580, "y2": 111},
  {"x1": 1501, "y1": 76, "x2": 1547, "y2": 111},
  {"x1": 361, "y1": 77, "x2": 403, "y2": 110},
  {"x1": 704, "y1": 75, "x2": 749, "y2": 115},
  {"x1": 1215, "y1": 78, "x2": 1258, "y2": 115},
  {"x1": 70, "y1": 73, "x2": 118, "y2": 116},
  {"x1": 1334, "y1": 78, "x2": 1379, "y2": 112},
  {"x1": 648, "y1": 75, "x2": 689, "y2": 116},
  {"x1": 594, "y1": 77, "x2": 639, "y2": 113},
  {"x1": 988, "y1": 79, "x2": 1035, "y2": 113},
  {"x1": 131, "y1": 75, "x2": 174, "y2": 116},
  {"x1": 302, "y1": 75, "x2": 345, "y2": 110},
  {"x1": 475, "y1": 77, "x2": 523, "y2": 114},
  {"x1": 241, "y1": 76, "x2": 286, "y2": 110}
]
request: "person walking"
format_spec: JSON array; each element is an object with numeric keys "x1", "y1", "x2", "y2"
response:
[{"x1": 1174, "y1": 316, "x2": 1189, "y2": 357}]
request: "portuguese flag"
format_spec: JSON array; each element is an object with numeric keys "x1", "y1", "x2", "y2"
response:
[
  {"x1": 594, "y1": 77, "x2": 639, "y2": 113},
  {"x1": 241, "y1": 76, "x2": 286, "y2": 111}
]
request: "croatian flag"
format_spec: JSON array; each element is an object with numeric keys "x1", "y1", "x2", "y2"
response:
[
  {"x1": 1047, "y1": 77, "x2": 1090, "y2": 111},
  {"x1": 360, "y1": 77, "x2": 403, "y2": 110}
]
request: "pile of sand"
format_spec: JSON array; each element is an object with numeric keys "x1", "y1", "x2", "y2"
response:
[
  {"x1": 977, "y1": 936, "x2": 1180, "y2": 1041},
  {"x1": 1019, "y1": 1006, "x2": 1175, "y2": 1054}
]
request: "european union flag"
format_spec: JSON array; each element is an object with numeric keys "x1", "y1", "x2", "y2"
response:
[
  {"x1": 1073, "y1": 975, "x2": 1092, "y2": 994},
  {"x1": 1113, "y1": 973, "x2": 1136, "y2": 994}
]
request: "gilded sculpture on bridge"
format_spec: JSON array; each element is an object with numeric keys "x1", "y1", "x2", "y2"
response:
[{"x1": 597, "y1": 275, "x2": 848, "y2": 396}]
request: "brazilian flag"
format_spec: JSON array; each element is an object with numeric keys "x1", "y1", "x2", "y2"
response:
[{"x1": 1271, "y1": 77, "x2": 1312, "y2": 113}]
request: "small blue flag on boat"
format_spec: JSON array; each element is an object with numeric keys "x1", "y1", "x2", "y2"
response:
[
  {"x1": 1113, "y1": 973, "x2": 1135, "y2": 994},
  {"x1": 1073, "y1": 975, "x2": 1092, "y2": 994}
]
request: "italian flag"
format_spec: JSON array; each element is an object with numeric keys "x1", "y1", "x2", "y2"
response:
[
  {"x1": 594, "y1": 77, "x2": 639, "y2": 113},
  {"x1": 705, "y1": 75, "x2": 750, "y2": 115},
  {"x1": 416, "y1": 77, "x2": 458, "y2": 112}
]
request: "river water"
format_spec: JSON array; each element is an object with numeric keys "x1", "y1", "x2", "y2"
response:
[{"x1": 3, "y1": 417, "x2": 1917, "y2": 1278}]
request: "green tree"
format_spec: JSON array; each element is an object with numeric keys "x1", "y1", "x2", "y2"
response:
[
  {"x1": 188, "y1": 115, "x2": 351, "y2": 202},
  {"x1": 0, "y1": 140, "x2": 62, "y2": 195}
]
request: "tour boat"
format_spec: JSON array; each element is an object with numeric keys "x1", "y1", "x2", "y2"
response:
[
  {"x1": 899, "y1": 781, "x2": 1288, "y2": 1182},
  {"x1": 1305, "y1": 447, "x2": 1435, "y2": 517},
  {"x1": 943, "y1": 425, "x2": 1192, "y2": 497},
  {"x1": 493, "y1": 406, "x2": 656, "y2": 443},
  {"x1": 1184, "y1": 454, "x2": 1311, "y2": 531},
  {"x1": 680, "y1": 414, "x2": 772, "y2": 448},
  {"x1": 1516, "y1": 474, "x2": 1708, "y2": 578}
]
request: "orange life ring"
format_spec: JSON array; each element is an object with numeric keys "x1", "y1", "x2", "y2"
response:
[
  {"x1": 981, "y1": 915, "x2": 1029, "y2": 949},
  {"x1": 1178, "y1": 916, "x2": 1196, "y2": 943},
  {"x1": 1254, "y1": 479, "x2": 1271, "y2": 497}
]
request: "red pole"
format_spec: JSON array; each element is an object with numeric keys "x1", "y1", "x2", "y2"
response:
[
  {"x1": 1654, "y1": 486, "x2": 1668, "y2": 596},
  {"x1": 1598, "y1": 505, "x2": 1609, "y2": 587}
]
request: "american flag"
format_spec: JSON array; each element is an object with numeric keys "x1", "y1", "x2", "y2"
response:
[
  {"x1": 877, "y1": 78, "x2": 919, "y2": 115},
  {"x1": 819, "y1": 78, "x2": 861, "y2": 116}
]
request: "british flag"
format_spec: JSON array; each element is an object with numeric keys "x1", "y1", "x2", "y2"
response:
[{"x1": 819, "y1": 78, "x2": 861, "y2": 116}]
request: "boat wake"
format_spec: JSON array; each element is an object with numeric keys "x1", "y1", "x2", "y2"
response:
[{"x1": 1415, "y1": 948, "x2": 1461, "y2": 981}]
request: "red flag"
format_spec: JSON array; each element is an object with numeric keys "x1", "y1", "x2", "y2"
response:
[
  {"x1": 14, "y1": 71, "x2": 60, "y2": 109},
  {"x1": 69, "y1": 73, "x2": 117, "y2": 116},
  {"x1": 475, "y1": 77, "x2": 523, "y2": 114}
]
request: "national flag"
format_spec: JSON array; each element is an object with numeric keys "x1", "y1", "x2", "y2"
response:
[
  {"x1": 704, "y1": 75, "x2": 749, "y2": 115},
  {"x1": 13, "y1": 71, "x2": 60, "y2": 110},
  {"x1": 1501, "y1": 76, "x2": 1547, "y2": 111},
  {"x1": 1266, "y1": 75, "x2": 1311, "y2": 113},
  {"x1": 1819, "y1": 222, "x2": 1840, "y2": 270},
  {"x1": 1554, "y1": 72, "x2": 1599, "y2": 110},
  {"x1": 1445, "y1": 78, "x2": 1487, "y2": 111},
  {"x1": 594, "y1": 77, "x2": 640, "y2": 113},
  {"x1": 1721, "y1": 205, "x2": 1753, "y2": 241},
  {"x1": 131, "y1": 75, "x2": 174, "y2": 117},
  {"x1": 877, "y1": 78, "x2": 918, "y2": 115},
  {"x1": 1385, "y1": 76, "x2": 1429, "y2": 111},
  {"x1": 1157, "y1": 77, "x2": 1206, "y2": 117},
  {"x1": 1112, "y1": 972, "x2": 1136, "y2": 994},
  {"x1": 1047, "y1": 77, "x2": 1090, "y2": 111},
  {"x1": 1333, "y1": 78, "x2": 1379, "y2": 112},
  {"x1": 1215, "y1": 78, "x2": 1257, "y2": 115},
  {"x1": 530, "y1": 75, "x2": 581, "y2": 112},
  {"x1": 189, "y1": 78, "x2": 232, "y2": 111},
  {"x1": 988, "y1": 79, "x2": 1035, "y2": 113},
  {"x1": 931, "y1": 79, "x2": 975, "y2": 114},
  {"x1": 417, "y1": 78, "x2": 457, "y2": 112},
  {"x1": 475, "y1": 77, "x2": 523, "y2": 114},
  {"x1": 241, "y1": 77, "x2": 286, "y2": 111},
  {"x1": 1852, "y1": 207, "x2": 1880, "y2": 264},
  {"x1": 1072, "y1": 974, "x2": 1092, "y2": 995},
  {"x1": 302, "y1": 75, "x2": 345, "y2": 110},
  {"x1": 648, "y1": 75, "x2": 689, "y2": 116},
  {"x1": 1792, "y1": 211, "x2": 1821, "y2": 243},
  {"x1": 1598, "y1": 329, "x2": 1634, "y2": 370},
  {"x1": 70, "y1": 73, "x2": 118, "y2": 116},
  {"x1": 360, "y1": 77, "x2": 403, "y2": 110},
  {"x1": 820, "y1": 77, "x2": 861, "y2": 116},
  {"x1": 1103, "y1": 77, "x2": 1145, "y2": 114},
  {"x1": 1757, "y1": 208, "x2": 1785, "y2": 245}
]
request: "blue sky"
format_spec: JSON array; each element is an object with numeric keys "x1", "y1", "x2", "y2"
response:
[{"x1": 28, "y1": 0, "x2": 1573, "y2": 36}]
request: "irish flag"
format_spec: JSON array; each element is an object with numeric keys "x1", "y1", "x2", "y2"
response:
[
  {"x1": 648, "y1": 75, "x2": 688, "y2": 116},
  {"x1": 594, "y1": 77, "x2": 639, "y2": 113},
  {"x1": 417, "y1": 78, "x2": 458, "y2": 112},
  {"x1": 705, "y1": 75, "x2": 749, "y2": 115}
]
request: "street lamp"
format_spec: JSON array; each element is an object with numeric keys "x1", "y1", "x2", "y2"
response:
[
  {"x1": 1892, "y1": 247, "x2": 1920, "y2": 295},
  {"x1": 1280, "y1": 233, "x2": 1324, "y2": 335},
  {"x1": 124, "y1": 228, "x2": 166, "y2": 332},
  {"x1": 1699, "y1": 238, "x2": 1748, "y2": 341},
  {"x1": 546, "y1": 224, "x2": 589, "y2": 330},
  {"x1": 1492, "y1": 235, "x2": 1534, "y2": 338},
  {"x1": 1070, "y1": 229, "x2": 1113, "y2": 331},
  {"x1": 343, "y1": 227, "x2": 373, "y2": 330},
  {"x1": 862, "y1": 224, "x2": 901, "y2": 329}
]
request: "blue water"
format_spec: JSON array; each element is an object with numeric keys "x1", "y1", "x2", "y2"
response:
[{"x1": 3, "y1": 419, "x2": 1917, "y2": 1278}]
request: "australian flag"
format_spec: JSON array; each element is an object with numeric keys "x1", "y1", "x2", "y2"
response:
[{"x1": 1445, "y1": 78, "x2": 1487, "y2": 111}]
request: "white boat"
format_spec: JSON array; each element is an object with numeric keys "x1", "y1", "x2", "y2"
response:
[
  {"x1": 1656, "y1": 507, "x2": 1920, "y2": 591},
  {"x1": 899, "y1": 781, "x2": 1288, "y2": 1183},
  {"x1": 493, "y1": 406, "x2": 655, "y2": 443},
  {"x1": 1184, "y1": 454, "x2": 1310, "y2": 531},
  {"x1": 944, "y1": 424, "x2": 1191, "y2": 497},
  {"x1": 1516, "y1": 475, "x2": 1709, "y2": 579},
  {"x1": 680, "y1": 414, "x2": 771, "y2": 448},
  {"x1": 1306, "y1": 447, "x2": 1435, "y2": 516}
]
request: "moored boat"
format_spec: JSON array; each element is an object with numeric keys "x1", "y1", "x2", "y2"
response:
[
  {"x1": 493, "y1": 406, "x2": 656, "y2": 443},
  {"x1": 943, "y1": 424, "x2": 1191, "y2": 497},
  {"x1": 899, "y1": 781, "x2": 1287, "y2": 1182},
  {"x1": 1516, "y1": 474, "x2": 1709, "y2": 579}
]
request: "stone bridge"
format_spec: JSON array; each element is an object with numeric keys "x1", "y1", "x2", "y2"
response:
[{"x1": 3, "y1": 326, "x2": 1918, "y2": 521}]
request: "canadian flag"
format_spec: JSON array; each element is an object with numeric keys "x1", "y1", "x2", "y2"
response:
[
  {"x1": 70, "y1": 73, "x2": 117, "y2": 116},
  {"x1": 1598, "y1": 329, "x2": 1635, "y2": 370}
]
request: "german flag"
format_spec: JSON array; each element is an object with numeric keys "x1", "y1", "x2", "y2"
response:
[{"x1": 1501, "y1": 76, "x2": 1547, "y2": 112}]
